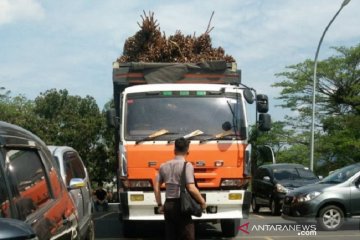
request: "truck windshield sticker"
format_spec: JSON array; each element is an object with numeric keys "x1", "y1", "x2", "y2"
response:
[
  {"x1": 179, "y1": 91, "x2": 190, "y2": 96},
  {"x1": 127, "y1": 99, "x2": 134, "y2": 104},
  {"x1": 162, "y1": 91, "x2": 173, "y2": 96},
  {"x1": 196, "y1": 91, "x2": 206, "y2": 96}
]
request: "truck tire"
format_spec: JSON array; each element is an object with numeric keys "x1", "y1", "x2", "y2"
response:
[
  {"x1": 252, "y1": 196, "x2": 260, "y2": 213},
  {"x1": 221, "y1": 219, "x2": 240, "y2": 238},
  {"x1": 317, "y1": 205, "x2": 344, "y2": 231},
  {"x1": 122, "y1": 220, "x2": 137, "y2": 238}
]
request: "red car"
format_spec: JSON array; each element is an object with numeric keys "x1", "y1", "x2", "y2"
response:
[{"x1": 0, "y1": 121, "x2": 81, "y2": 240}]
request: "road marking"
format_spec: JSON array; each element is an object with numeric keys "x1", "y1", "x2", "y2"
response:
[
  {"x1": 252, "y1": 214, "x2": 265, "y2": 219},
  {"x1": 93, "y1": 212, "x2": 117, "y2": 220}
]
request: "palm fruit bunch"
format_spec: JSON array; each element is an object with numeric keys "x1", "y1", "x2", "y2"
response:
[{"x1": 117, "y1": 11, "x2": 234, "y2": 63}]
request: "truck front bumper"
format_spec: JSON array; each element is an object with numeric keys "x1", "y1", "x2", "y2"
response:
[{"x1": 120, "y1": 190, "x2": 251, "y2": 221}]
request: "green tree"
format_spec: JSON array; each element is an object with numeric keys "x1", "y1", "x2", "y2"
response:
[
  {"x1": 273, "y1": 44, "x2": 360, "y2": 174},
  {"x1": 0, "y1": 88, "x2": 35, "y2": 128},
  {"x1": 249, "y1": 121, "x2": 298, "y2": 174},
  {"x1": 32, "y1": 89, "x2": 107, "y2": 179}
]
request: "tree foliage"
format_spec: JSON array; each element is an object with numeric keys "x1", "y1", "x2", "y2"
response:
[
  {"x1": 32, "y1": 89, "x2": 108, "y2": 178},
  {"x1": 273, "y1": 43, "x2": 360, "y2": 174},
  {"x1": 0, "y1": 88, "x2": 114, "y2": 181}
]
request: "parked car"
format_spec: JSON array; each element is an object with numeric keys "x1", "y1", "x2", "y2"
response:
[
  {"x1": 251, "y1": 163, "x2": 319, "y2": 215},
  {"x1": 0, "y1": 121, "x2": 81, "y2": 240},
  {"x1": 48, "y1": 146, "x2": 94, "y2": 240},
  {"x1": 282, "y1": 163, "x2": 360, "y2": 231},
  {"x1": 0, "y1": 218, "x2": 37, "y2": 240}
]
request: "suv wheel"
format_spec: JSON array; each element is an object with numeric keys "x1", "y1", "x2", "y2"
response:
[
  {"x1": 318, "y1": 205, "x2": 344, "y2": 231},
  {"x1": 252, "y1": 196, "x2": 260, "y2": 213},
  {"x1": 85, "y1": 219, "x2": 95, "y2": 240},
  {"x1": 270, "y1": 199, "x2": 281, "y2": 216}
]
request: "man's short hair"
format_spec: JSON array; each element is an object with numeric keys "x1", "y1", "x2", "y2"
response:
[{"x1": 175, "y1": 137, "x2": 190, "y2": 154}]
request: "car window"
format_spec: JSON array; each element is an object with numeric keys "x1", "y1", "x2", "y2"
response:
[
  {"x1": 296, "y1": 168, "x2": 317, "y2": 180},
  {"x1": 5, "y1": 149, "x2": 51, "y2": 220},
  {"x1": 273, "y1": 168, "x2": 298, "y2": 181},
  {"x1": 255, "y1": 168, "x2": 266, "y2": 179},
  {"x1": 0, "y1": 154, "x2": 11, "y2": 218},
  {"x1": 63, "y1": 151, "x2": 85, "y2": 185},
  {"x1": 254, "y1": 168, "x2": 262, "y2": 179},
  {"x1": 321, "y1": 164, "x2": 360, "y2": 184}
]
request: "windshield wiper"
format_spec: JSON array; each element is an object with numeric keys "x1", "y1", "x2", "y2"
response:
[
  {"x1": 136, "y1": 129, "x2": 174, "y2": 144},
  {"x1": 227, "y1": 100, "x2": 238, "y2": 134},
  {"x1": 199, "y1": 130, "x2": 234, "y2": 143},
  {"x1": 167, "y1": 130, "x2": 204, "y2": 143}
]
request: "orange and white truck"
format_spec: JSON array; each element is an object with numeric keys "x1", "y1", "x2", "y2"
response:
[{"x1": 107, "y1": 60, "x2": 271, "y2": 237}]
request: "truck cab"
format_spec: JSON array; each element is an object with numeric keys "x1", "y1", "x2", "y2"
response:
[{"x1": 108, "y1": 61, "x2": 271, "y2": 237}]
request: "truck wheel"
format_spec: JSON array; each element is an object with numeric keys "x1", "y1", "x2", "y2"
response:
[
  {"x1": 318, "y1": 205, "x2": 344, "y2": 231},
  {"x1": 270, "y1": 199, "x2": 281, "y2": 216},
  {"x1": 221, "y1": 219, "x2": 240, "y2": 238},
  {"x1": 122, "y1": 220, "x2": 137, "y2": 238},
  {"x1": 252, "y1": 196, "x2": 260, "y2": 213}
]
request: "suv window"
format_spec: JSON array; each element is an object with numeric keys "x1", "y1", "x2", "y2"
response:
[
  {"x1": 296, "y1": 168, "x2": 317, "y2": 180},
  {"x1": 5, "y1": 149, "x2": 51, "y2": 220},
  {"x1": 273, "y1": 167, "x2": 317, "y2": 181},
  {"x1": 273, "y1": 168, "x2": 298, "y2": 180},
  {"x1": 63, "y1": 151, "x2": 85, "y2": 185},
  {"x1": 255, "y1": 168, "x2": 269, "y2": 180}
]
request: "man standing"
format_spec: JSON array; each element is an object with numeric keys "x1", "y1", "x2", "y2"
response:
[{"x1": 154, "y1": 137, "x2": 206, "y2": 240}]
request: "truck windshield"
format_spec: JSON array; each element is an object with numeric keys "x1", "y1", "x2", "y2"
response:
[{"x1": 124, "y1": 94, "x2": 246, "y2": 141}]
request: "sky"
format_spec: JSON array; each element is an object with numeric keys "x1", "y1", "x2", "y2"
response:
[{"x1": 0, "y1": 0, "x2": 359, "y2": 122}]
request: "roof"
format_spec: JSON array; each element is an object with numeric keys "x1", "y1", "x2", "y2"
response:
[
  {"x1": 113, "y1": 61, "x2": 241, "y2": 88},
  {"x1": 0, "y1": 121, "x2": 46, "y2": 148}
]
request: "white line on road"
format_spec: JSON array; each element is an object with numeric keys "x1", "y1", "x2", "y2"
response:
[
  {"x1": 93, "y1": 212, "x2": 117, "y2": 221},
  {"x1": 252, "y1": 214, "x2": 265, "y2": 219}
]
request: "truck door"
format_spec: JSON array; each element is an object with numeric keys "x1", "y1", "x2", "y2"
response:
[
  {"x1": 64, "y1": 151, "x2": 90, "y2": 227},
  {"x1": 5, "y1": 148, "x2": 73, "y2": 239}
]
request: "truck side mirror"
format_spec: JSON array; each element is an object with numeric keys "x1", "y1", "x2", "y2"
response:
[
  {"x1": 243, "y1": 89, "x2": 254, "y2": 104},
  {"x1": 256, "y1": 94, "x2": 269, "y2": 113},
  {"x1": 106, "y1": 108, "x2": 117, "y2": 128},
  {"x1": 258, "y1": 113, "x2": 271, "y2": 131}
]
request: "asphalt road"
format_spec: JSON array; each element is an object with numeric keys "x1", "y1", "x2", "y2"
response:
[{"x1": 94, "y1": 204, "x2": 360, "y2": 240}]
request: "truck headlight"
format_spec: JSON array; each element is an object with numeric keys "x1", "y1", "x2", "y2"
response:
[
  {"x1": 275, "y1": 183, "x2": 289, "y2": 193},
  {"x1": 128, "y1": 180, "x2": 152, "y2": 189},
  {"x1": 297, "y1": 191, "x2": 321, "y2": 202},
  {"x1": 221, "y1": 179, "x2": 246, "y2": 188}
]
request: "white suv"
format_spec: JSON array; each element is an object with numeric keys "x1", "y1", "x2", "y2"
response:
[{"x1": 48, "y1": 146, "x2": 94, "y2": 240}]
